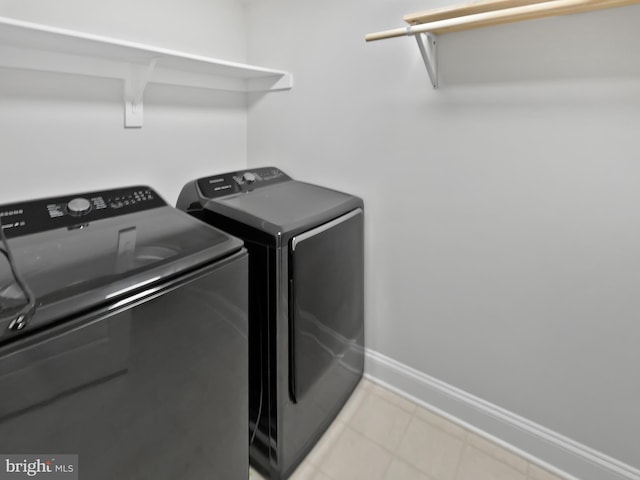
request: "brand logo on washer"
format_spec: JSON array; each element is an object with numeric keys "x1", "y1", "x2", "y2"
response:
[{"x1": 0, "y1": 456, "x2": 77, "y2": 479}]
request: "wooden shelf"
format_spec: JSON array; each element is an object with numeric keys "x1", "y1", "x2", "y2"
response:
[
  {"x1": 0, "y1": 16, "x2": 293, "y2": 127},
  {"x1": 365, "y1": 0, "x2": 640, "y2": 88}
]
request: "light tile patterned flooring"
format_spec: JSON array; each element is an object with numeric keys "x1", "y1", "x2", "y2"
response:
[{"x1": 250, "y1": 378, "x2": 565, "y2": 480}]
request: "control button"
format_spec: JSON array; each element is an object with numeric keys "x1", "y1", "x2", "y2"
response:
[
  {"x1": 93, "y1": 197, "x2": 107, "y2": 210},
  {"x1": 47, "y1": 203, "x2": 65, "y2": 218},
  {"x1": 67, "y1": 197, "x2": 92, "y2": 216},
  {"x1": 243, "y1": 172, "x2": 257, "y2": 184}
]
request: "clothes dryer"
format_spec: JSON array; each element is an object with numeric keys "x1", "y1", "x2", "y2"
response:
[{"x1": 177, "y1": 167, "x2": 364, "y2": 479}]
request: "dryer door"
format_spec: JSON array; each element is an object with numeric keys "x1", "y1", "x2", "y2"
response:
[{"x1": 289, "y1": 208, "x2": 364, "y2": 403}]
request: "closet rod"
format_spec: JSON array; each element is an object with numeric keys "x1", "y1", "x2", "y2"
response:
[
  {"x1": 404, "y1": 0, "x2": 554, "y2": 25},
  {"x1": 365, "y1": 0, "x2": 640, "y2": 41}
]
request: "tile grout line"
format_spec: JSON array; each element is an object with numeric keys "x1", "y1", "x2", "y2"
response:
[
  {"x1": 366, "y1": 375, "x2": 575, "y2": 480},
  {"x1": 269, "y1": 378, "x2": 565, "y2": 480},
  {"x1": 375, "y1": 382, "x2": 545, "y2": 479},
  {"x1": 363, "y1": 380, "x2": 551, "y2": 480},
  {"x1": 375, "y1": 395, "x2": 417, "y2": 480},
  {"x1": 343, "y1": 385, "x2": 408, "y2": 457},
  {"x1": 452, "y1": 441, "x2": 470, "y2": 480}
]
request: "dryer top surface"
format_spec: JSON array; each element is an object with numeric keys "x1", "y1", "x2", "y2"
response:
[{"x1": 207, "y1": 180, "x2": 363, "y2": 236}]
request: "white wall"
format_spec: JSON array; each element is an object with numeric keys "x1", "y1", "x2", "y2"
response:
[
  {"x1": 0, "y1": 0, "x2": 249, "y2": 204},
  {"x1": 245, "y1": 0, "x2": 640, "y2": 478}
]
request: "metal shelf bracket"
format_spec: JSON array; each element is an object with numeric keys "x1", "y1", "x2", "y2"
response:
[{"x1": 414, "y1": 32, "x2": 438, "y2": 89}]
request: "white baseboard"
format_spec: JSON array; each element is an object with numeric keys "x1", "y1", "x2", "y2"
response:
[{"x1": 365, "y1": 349, "x2": 640, "y2": 480}]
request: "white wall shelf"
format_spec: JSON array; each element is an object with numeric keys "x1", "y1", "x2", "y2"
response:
[
  {"x1": 0, "y1": 16, "x2": 293, "y2": 127},
  {"x1": 365, "y1": 0, "x2": 640, "y2": 89}
]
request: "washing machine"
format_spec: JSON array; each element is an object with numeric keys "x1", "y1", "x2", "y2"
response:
[
  {"x1": 177, "y1": 167, "x2": 364, "y2": 479},
  {"x1": 0, "y1": 186, "x2": 248, "y2": 479}
]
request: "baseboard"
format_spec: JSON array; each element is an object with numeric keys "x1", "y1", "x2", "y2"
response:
[{"x1": 365, "y1": 349, "x2": 640, "y2": 480}]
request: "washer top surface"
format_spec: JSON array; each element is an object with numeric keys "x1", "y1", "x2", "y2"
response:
[{"x1": 0, "y1": 186, "x2": 243, "y2": 343}]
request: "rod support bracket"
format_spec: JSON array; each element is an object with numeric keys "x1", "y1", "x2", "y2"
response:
[{"x1": 414, "y1": 32, "x2": 438, "y2": 89}]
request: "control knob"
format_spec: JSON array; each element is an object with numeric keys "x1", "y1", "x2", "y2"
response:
[
  {"x1": 67, "y1": 197, "x2": 92, "y2": 216},
  {"x1": 243, "y1": 172, "x2": 257, "y2": 184}
]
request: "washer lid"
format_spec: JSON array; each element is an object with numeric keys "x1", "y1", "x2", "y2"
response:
[
  {"x1": 0, "y1": 189, "x2": 242, "y2": 343},
  {"x1": 207, "y1": 181, "x2": 363, "y2": 236}
]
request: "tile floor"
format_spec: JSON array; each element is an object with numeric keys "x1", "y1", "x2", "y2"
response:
[{"x1": 249, "y1": 378, "x2": 565, "y2": 480}]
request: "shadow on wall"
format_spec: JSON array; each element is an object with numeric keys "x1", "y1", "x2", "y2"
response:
[
  {"x1": 1, "y1": 68, "x2": 246, "y2": 112},
  {"x1": 432, "y1": 6, "x2": 640, "y2": 86}
]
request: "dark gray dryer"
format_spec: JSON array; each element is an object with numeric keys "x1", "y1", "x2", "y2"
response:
[{"x1": 177, "y1": 167, "x2": 364, "y2": 480}]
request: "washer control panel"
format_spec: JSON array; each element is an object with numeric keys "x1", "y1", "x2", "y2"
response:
[
  {"x1": 0, "y1": 186, "x2": 165, "y2": 238},
  {"x1": 197, "y1": 167, "x2": 290, "y2": 199}
]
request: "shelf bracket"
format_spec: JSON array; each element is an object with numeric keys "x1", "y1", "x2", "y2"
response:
[
  {"x1": 414, "y1": 32, "x2": 438, "y2": 89},
  {"x1": 123, "y1": 58, "x2": 158, "y2": 128}
]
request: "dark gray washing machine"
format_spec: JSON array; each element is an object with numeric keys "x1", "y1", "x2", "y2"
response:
[
  {"x1": 0, "y1": 186, "x2": 248, "y2": 479},
  {"x1": 177, "y1": 167, "x2": 364, "y2": 479}
]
